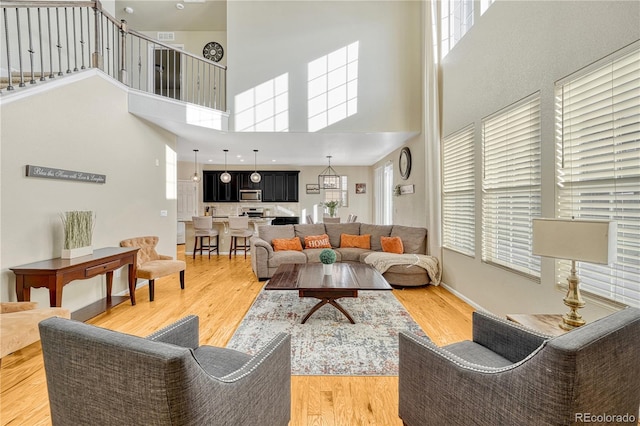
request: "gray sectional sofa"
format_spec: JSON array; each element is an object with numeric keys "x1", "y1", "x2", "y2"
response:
[{"x1": 250, "y1": 222, "x2": 431, "y2": 286}]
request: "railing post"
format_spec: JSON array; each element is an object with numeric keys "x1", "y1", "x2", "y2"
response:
[
  {"x1": 119, "y1": 19, "x2": 127, "y2": 85},
  {"x1": 91, "y1": 3, "x2": 102, "y2": 69},
  {"x1": 3, "y1": 8, "x2": 14, "y2": 90}
]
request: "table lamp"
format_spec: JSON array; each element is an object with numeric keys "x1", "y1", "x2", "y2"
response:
[{"x1": 532, "y1": 218, "x2": 617, "y2": 330}]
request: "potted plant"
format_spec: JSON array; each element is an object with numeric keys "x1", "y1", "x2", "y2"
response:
[
  {"x1": 319, "y1": 248, "x2": 337, "y2": 275},
  {"x1": 323, "y1": 200, "x2": 340, "y2": 217},
  {"x1": 61, "y1": 210, "x2": 94, "y2": 259}
]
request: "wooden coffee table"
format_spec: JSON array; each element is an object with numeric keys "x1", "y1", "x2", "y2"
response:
[{"x1": 265, "y1": 263, "x2": 392, "y2": 324}]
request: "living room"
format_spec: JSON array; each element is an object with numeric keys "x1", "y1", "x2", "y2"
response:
[{"x1": 1, "y1": 0, "x2": 639, "y2": 424}]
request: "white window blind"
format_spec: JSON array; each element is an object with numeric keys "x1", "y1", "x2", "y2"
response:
[
  {"x1": 482, "y1": 94, "x2": 541, "y2": 277},
  {"x1": 555, "y1": 43, "x2": 640, "y2": 307},
  {"x1": 443, "y1": 124, "x2": 475, "y2": 256}
]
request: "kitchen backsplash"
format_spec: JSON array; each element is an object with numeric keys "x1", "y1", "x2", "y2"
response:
[{"x1": 204, "y1": 202, "x2": 301, "y2": 217}]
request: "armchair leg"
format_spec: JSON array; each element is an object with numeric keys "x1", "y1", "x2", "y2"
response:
[
  {"x1": 149, "y1": 279, "x2": 155, "y2": 302},
  {"x1": 193, "y1": 236, "x2": 198, "y2": 259},
  {"x1": 180, "y1": 270, "x2": 185, "y2": 290}
]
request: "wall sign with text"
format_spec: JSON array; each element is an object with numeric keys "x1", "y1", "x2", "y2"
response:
[{"x1": 26, "y1": 165, "x2": 106, "y2": 184}]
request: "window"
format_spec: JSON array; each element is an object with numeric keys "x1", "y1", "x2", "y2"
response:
[
  {"x1": 480, "y1": 0, "x2": 495, "y2": 15},
  {"x1": 440, "y1": 0, "x2": 474, "y2": 59},
  {"x1": 324, "y1": 176, "x2": 348, "y2": 208},
  {"x1": 482, "y1": 93, "x2": 541, "y2": 277},
  {"x1": 555, "y1": 43, "x2": 640, "y2": 307},
  {"x1": 443, "y1": 124, "x2": 475, "y2": 256},
  {"x1": 375, "y1": 163, "x2": 393, "y2": 225}
]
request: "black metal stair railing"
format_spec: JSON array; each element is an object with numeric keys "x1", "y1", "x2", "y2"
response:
[{"x1": 0, "y1": 0, "x2": 226, "y2": 111}]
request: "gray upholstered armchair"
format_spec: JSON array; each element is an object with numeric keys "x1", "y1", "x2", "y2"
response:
[
  {"x1": 39, "y1": 315, "x2": 291, "y2": 426},
  {"x1": 399, "y1": 308, "x2": 640, "y2": 426}
]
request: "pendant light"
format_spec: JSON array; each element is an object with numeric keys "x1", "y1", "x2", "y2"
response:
[
  {"x1": 191, "y1": 149, "x2": 201, "y2": 183},
  {"x1": 318, "y1": 155, "x2": 340, "y2": 189},
  {"x1": 220, "y1": 149, "x2": 231, "y2": 183},
  {"x1": 250, "y1": 149, "x2": 262, "y2": 183}
]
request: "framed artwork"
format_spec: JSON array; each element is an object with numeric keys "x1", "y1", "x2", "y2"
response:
[
  {"x1": 306, "y1": 183, "x2": 320, "y2": 194},
  {"x1": 355, "y1": 183, "x2": 366, "y2": 194}
]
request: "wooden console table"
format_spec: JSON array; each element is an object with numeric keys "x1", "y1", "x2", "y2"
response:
[{"x1": 10, "y1": 247, "x2": 139, "y2": 322}]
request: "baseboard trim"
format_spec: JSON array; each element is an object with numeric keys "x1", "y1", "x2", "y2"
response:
[{"x1": 439, "y1": 282, "x2": 488, "y2": 313}]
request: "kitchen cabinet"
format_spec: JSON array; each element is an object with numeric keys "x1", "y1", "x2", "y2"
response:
[
  {"x1": 203, "y1": 170, "x2": 298, "y2": 202},
  {"x1": 203, "y1": 171, "x2": 239, "y2": 202},
  {"x1": 261, "y1": 171, "x2": 299, "y2": 202}
]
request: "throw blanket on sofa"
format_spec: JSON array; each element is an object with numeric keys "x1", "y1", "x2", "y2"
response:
[{"x1": 364, "y1": 253, "x2": 441, "y2": 286}]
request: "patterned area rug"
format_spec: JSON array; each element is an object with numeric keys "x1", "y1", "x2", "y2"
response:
[{"x1": 227, "y1": 289, "x2": 427, "y2": 376}]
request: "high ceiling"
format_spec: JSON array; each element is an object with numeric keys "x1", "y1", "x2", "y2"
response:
[{"x1": 114, "y1": 0, "x2": 416, "y2": 166}]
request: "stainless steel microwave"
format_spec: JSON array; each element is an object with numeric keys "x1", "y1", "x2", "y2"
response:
[{"x1": 239, "y1": 189, "x2": 262, "y2": 202}]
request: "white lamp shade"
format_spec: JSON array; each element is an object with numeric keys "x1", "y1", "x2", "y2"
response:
[{"x1": 532, "y1": 218, "x2": 617, "y2": 264}]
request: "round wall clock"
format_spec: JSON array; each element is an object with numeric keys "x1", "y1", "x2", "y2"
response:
[
  {"x1": 399, "y1": 147, "x2": 412, "y2": 180},
  {"x1": 203, "y1": 41, "x2": 224, "y2": 62}
]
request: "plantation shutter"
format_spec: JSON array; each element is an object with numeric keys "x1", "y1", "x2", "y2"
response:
[
  {"x1": 482, "y1": 94, "x2": 541, "y2": 277},
  {"x1": 556, "y1": 44, "x2": 640, "y2": 307},
  {"x1": 443, "y1": 125, "x2": 475, "y2": 256}
]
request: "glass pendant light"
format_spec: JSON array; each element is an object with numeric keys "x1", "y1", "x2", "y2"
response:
[
  {"x1": 191, "y1": 149, "x2": 201, "y2": 183},
  {"x1": 220, "y1": 149, "x2": 231, "y2": 183},
  {"x1": 250, "y1": 149, "x2": 262, "y2": 183}
]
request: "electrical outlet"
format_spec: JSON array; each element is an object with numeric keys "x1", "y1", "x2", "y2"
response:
[{"x1": 160, "y1": 210, "x2": 168, "y2": 217}]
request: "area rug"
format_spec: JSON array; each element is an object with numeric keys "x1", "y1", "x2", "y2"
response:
[{"x1": 226, "y1": 289, "x2": 427, "y2": 376}]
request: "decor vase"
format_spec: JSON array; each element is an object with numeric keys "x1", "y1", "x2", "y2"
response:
[
  {"x1": 323, "y1": 263, "x2": 333, "y2": 275},
  {"x1": 61, "y1": 246, "x2": 93, "y2": 259}
]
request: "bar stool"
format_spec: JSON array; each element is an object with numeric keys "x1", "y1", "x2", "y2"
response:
[
  {"x1": 228, "y1": 216, "x2": 253, "y2": 259},
  {"x1": 192, "y1": 216, "x2": 219, "y2": 259}
]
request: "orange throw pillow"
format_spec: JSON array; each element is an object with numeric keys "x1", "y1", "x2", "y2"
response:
[
  {"x1": 340, "y1": 234, "x2": 371, "y2": 249},
  {"x1": 272, "y1": 237, "x2": 303, "y2": 251},
  {"x1": 304, "y1": 234, "x2": 332, "y2": 249},
  {"x1": 381, "y1": 236, "x2": 404, "y2": 254}
]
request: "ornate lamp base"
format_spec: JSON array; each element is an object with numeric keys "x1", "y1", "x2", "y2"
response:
[{"x1": 560, "y1": 260, "x2": 586, "y2": 331}]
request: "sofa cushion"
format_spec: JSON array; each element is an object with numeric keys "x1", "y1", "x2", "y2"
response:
[
  {"x1": 336, "y1": 248, "x2": 372, "y2": 262},
  {"x1": 324, "y1": 223, "x2": 361, "y2": 248},
  {"x1": 360, "y1": 224, "x2": 393, "y2": 251},
  {"x1": 304, "y1": 248, "x2": 343, "y2": 263},
  {"x1": 294, "y1": 224, "x2": 327, "y2": 246},
  {"x1": 259, "y1": 225, "x2": 295, "y2": 245},
  {"x1": 272, "y1": 237, "x2": 303, "y2": 251},
  {"x1": 391, "y1": 225, "x2": 427, "y2": 254},
  {"x1": 381, "y1": 236, "x2": 404, "y2": 254},
  {"x1": 340, "y1": 234, "x2": 371, "y2": 249},
  {"x1": 304, "y1": 234, "x2": 331, "y2": 249}
]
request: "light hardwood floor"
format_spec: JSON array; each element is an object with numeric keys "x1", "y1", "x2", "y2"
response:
[{"x1": 0, "y1": 246, "x2": 474, "y2": 426}]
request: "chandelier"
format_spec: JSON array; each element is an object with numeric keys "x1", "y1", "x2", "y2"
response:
[
  {"x1": 220, "y1": 149, "x2": 231, "y2": 183},
  {"x1": 191, "y1": 149, "x2": 201, "y2": 183},
  {"x1": 318, "y1": 155, "x2": 340, "y2": 189}
]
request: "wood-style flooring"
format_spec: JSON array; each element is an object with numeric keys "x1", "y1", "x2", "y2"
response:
[{"x1": 0, "y1": 246, "x2": 474, "y2": 426}]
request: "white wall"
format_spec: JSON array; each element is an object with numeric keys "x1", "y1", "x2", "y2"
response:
[
  {"x1": 226, "y1": 0, "x2": 422, "y2": 132},
  {"x1": 0, "y1": 72, "x2": 178, "y2": 311},
  {"x1": 440, "y1": 1, "x2": 640, "y2": 318}
]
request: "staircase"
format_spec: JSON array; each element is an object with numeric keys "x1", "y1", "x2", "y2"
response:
[{"x1": 0, "y1": 0, "x2": 226, "y2": 113}]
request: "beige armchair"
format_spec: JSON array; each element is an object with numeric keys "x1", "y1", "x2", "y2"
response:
[
  {"x1": 120, "y1": 236, "x2": 186, "y2": 302},
  {"x1": 1, "y1": 301, "x2": 70, "y2": 363}
]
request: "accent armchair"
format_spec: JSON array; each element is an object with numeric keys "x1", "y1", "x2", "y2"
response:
[
  {"x1": 120, "y1": 236, "x2": 186, "y2": 302},
  {"x1": 399, "y1": 308, "x2": 640, "y2": 426},
  {"x1": 39, "y1": 315, "x2": 291, "y2": 426}
]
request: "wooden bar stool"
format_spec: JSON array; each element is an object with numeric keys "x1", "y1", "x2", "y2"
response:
[
  {"x1": 228, "y1": 216, "x2": 253, "y2": 259},
  {"x1": 192, "y1": 216, "x2": 219, "y2": 259}
]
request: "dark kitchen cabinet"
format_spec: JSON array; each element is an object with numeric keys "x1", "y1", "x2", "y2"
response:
[
  {"x1": 261, "y1": 171, "x2": 299, "y2": 202},
  {"x1": 203, "y1": 170, "x2": 298, "y2": 203},
  {"x1": 203, "y1": 171, "x2": 239, "y2": 202}
]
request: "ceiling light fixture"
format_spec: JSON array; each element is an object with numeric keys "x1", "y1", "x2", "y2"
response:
[
  {"x1": 220, "y1": 149, "x2": 231, "y2": 184},
  {"x1": 250, "y1": 149, "x2": 262, "y2": 183},
  {"x1": 176, "y1": 3, "x2": 185, "y2": 10},
  {"x1": 318, "y1": 155, "x2": 340, "y2": 189},
  {"x1": 124, "y1": 6, "x2": 134, "y2": 14},
  {"x1": 191, "y1": 149, "x2": 201, "y2": 183}
]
